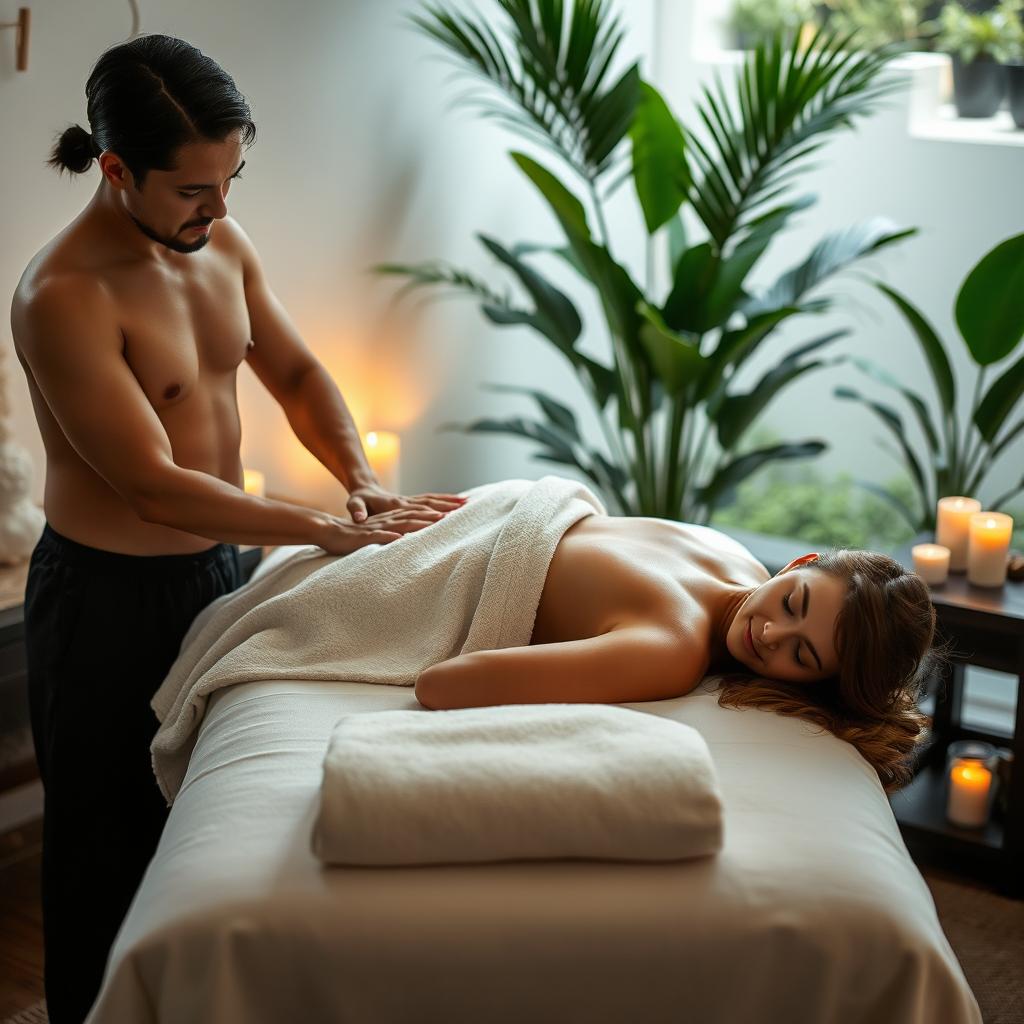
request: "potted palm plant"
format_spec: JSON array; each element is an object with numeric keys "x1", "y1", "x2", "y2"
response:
[
  {"x1": 378, "y1": 1, "x2": 913, "y2": 523},
  {"x1": 834, "y1": 232, "x2": 1024, "y2": 532},
  {"x1": 931, "y1": 0, "x2": 1020, "y2": 116}
]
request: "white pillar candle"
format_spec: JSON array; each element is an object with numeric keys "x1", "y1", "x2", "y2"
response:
[
  {"x1": 967, "y1": 511, "x2": 1013, "y2": 587},
  {"x1": 363, "y1": 431, "x2": 401, "y2": 494},
  {"x1": 946, "y1": 758, "x2": 992, "y2": 828},
  {"x1": 936, "y1": 496, "x2": 981, "y2": 571},
  {"x1": 243, "y1": 468, "x2": 266, "y2": 498},
  {"x1": 911, "y1": 543, "x2": 950, "y2": 585}
]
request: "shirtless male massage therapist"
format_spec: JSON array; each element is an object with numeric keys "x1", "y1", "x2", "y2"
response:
[{"x1": 9, "y1": 33, "x2": 461, "y2": 1024}]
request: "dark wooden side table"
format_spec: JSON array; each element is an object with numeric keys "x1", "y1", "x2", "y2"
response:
[{"x1": 889, "y1": 540, "x2": 1023, "y2": 899}]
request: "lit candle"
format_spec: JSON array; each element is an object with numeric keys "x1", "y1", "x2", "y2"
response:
[
  {"x1": 946, "y1": 758, "x2": 992, "y2": 828},
  {"x1": 363, "y1": 431, "x2": 401, "y2": 494},
  {"x1": 911, "y1": 543, "x2": 950, "y2": 585},
  {"x1": 967, "y1": 511, "x2": 1013, "y2": 588},
  {"x1": 243, "y1": 468, "x2": 266, "y2": 498},
  {"x1": 936, "y1": 496, "x2": 981, "y2": 571}
]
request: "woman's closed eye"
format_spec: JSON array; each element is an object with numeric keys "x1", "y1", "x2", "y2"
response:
[{"x1": 782, "y1": 592, "x2": 804, "y2": 667}]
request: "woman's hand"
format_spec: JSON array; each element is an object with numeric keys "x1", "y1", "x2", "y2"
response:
[{"x1": 346, "y1": 482, "x2": 467, "y2": 523}]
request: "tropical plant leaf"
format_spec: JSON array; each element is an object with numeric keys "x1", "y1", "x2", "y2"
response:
[
  {"x1": 696, "y1": 440, "x2": 827, "y2": 512},
  {"x1": 955, "y1": 232, "x2": 1024, "y2": 366},
  {"x1": 715, "y1": 330, "x2": 848, "y2": 449},
  {"x1": 481, "y1": 381, "x2": 582, "y2": 441},
  {"x1": 661, "y1": 241, "x2": 717, "y2": 332},
  {"x1": 441, "y1": 414, "x2": 577, "y2": 463},
  {"x1": 874, "y1": 281, "x2": 956, "y2": 412},
  {"x1": 973, "y1": 351, "x2": 1024, "y2": 444},
  {"x1": 743, "y1": 219, "x2": 915, "y2": 318},
  {"x1": 851, "y1": 479, "x2": 925, "y2": 533},
  {"x1": 372, "y1": 260, "x2": 508, "y2": 306},
  {"x1": 688, "y1": 26, "x2": 903, "y2": 251},
  {"x1": 411, "y1": 0, "x2": 639, "y2": 184},
  {"x1": 696, "y1": 306, "x2": 804, "y2": 401},
  {"x1": 512, "y1": 151, "x2": 646, "y2": 357},
  {"x1": 846, "y1": 355, "x2": 942, "y2": 456},
  {"x1": 833, "y1": 385, "x2": 931, "y2": 509},
  {"x1": 476, "y1": 233, "x2": 582, "y2": 355},
  {"x1": 630, "y1": 80, "x2": 690, "y2": 233},
  {"x1": 636, "y1": 301, "x2": 706, "y2": 393}
]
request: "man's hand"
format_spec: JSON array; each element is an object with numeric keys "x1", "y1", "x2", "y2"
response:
[
  {"x1": 346, "y1": 482, "x2": 467, "y2": 523},
  {"x1": 314, "y1": 506, "x2": 453, "y2": 556}
]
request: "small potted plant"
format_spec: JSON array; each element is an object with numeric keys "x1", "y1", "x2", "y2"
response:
[
  {"x1": 931, "y1": 0, "x2": 1019, "y2": 116},
  {"x1": 1002, "y1": 0, "x2": 1024, "y2": 126},
  {"x1": 727, "y1": 0, "x2": 814, "y2": 50}
]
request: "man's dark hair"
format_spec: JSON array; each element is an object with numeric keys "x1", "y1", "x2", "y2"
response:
[{"x1": 47, "y1": 33, "x2": 256, "y2": 189}]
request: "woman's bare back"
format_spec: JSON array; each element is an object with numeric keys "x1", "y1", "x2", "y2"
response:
[{"x1": 531, "y1": 514, "x2": 771, "y2": 658}]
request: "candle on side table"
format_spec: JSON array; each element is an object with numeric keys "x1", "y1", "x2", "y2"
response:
[
  {"x1": 911, "y1": 543, "x2": 950, "y2": 585},
  {"x1": 967, "y1": 512, "x2": 1013, "y2": 588},
  {"x1": 936, "y1": 496, "x2": 981, "y2": 572},
  {"x1": 946, "y1": 758, "x2": 993, "y2": 828}
]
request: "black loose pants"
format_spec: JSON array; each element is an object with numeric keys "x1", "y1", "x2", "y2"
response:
[{"x1": 24, "y1": 522, "x2": 243, "y2": 1024}]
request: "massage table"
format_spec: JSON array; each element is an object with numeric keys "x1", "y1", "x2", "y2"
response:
[{"x1": 82, "y1": 540, "x2": 982, "y2": 1024}]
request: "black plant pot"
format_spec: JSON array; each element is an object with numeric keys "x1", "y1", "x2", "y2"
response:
[
  {"x1": 1006, "y1": 61, "x2": 1024, "y2": 129},
  {"x1": 951, "y1": 54, "x2": 1006, "y2": 117}
]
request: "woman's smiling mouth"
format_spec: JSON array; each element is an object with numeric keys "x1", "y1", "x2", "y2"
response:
[{"x1": 745, "y1": 618, "x2": 762, "y2": 661}]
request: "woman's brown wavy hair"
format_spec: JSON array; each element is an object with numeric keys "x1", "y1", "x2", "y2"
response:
[{"x1": 712, "y1": 548, "x2": 948, "y2": 794}]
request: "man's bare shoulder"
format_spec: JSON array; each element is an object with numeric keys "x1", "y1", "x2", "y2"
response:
[
  {"x1": 217, "y1": 215, "x2": 259, "y2": 276},
  {"x1": 11, "y1": 218, "x2": 105, "y2": 319}
]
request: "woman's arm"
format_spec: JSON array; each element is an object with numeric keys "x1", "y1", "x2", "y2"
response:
[{"x1": 414, "y1": 624, "x2": 705, "y2": 710}]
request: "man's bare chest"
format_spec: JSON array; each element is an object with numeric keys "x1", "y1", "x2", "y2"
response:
[{"x1": 111, "y1": 257, "x2": 253, "y2": 411}]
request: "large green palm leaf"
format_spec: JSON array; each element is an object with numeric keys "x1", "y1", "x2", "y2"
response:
[
  {"x1": 411, "y1": 0, "x2": 639, "y2": 187},
  {"x1": 690, "y1": 26, "x2": 905, "y2": 252}
]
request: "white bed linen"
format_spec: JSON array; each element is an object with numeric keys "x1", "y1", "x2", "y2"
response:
[{"x1": 86, "y1": 676, "x2": 981, "y2": 1024}]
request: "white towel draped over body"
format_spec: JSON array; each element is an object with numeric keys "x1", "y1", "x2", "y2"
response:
[
  {"x1": 150, "y1": 476, "x2": 607, "y2": 804},
  {"x1": 312, "y1": 704, "x2": 725, "y2": 866}
]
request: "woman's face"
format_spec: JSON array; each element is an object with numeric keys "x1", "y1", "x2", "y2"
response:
[{"x1": 726, "y1": 559, "x2": 845, "y2": 683}]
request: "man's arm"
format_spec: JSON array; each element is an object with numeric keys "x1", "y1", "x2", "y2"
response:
[
  {"x1": 414, "y1": 624, "x2": 705, "y2": 710},
  {"x1": 228, "y1": 217, "x2": 375, "y2": 493},
  {"x1": 12, "y1": 274, "x2": 396, "y2": 550}
]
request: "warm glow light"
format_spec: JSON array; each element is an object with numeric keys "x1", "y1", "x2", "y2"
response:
[
  {"x1": 363, "y1": 430, "x2": 401, "y2": 493},
  {"x1": 242, "y1": 469, "x2": 266, "y2": 497},
  {"x1": 947, "y1": 758, "x2": 993, "y2": 828},
  {"x1": 967, "y1": 511, "x2": 1013, "y2": 588},
  {"x1": 911, "y1": 543, "x2": 950, "y2": 585},
  {"x1": 936, "y1": 496, "x2": 981, "y2": 572}
]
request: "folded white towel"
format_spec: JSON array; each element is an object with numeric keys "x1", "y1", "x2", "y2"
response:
[{"x1": 311, "y1": 704, "x2": 724, "y2": 866}]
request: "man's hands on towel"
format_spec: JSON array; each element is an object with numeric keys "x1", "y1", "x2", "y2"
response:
[
  {"x1": 346, "y1": 482, "x2": 467, "y2": 524},
  {"x1": 310, "y1": 485, "x2": 468, "y2": 555}
]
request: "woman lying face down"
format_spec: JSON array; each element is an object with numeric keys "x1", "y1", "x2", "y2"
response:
[{"x1": 415, "y1": 513, "x2": 939, "y2": 793}]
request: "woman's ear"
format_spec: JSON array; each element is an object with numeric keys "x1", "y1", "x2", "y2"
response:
[{"x1": 778, "y1": 552, "x2": 820, "y2": 574}]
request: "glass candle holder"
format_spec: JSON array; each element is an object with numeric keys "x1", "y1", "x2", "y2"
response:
[{"x1": 945, "y1": 740, "x2": 997, "y2": 829}]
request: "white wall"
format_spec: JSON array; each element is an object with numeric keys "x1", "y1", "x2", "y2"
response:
[
  {"x1": 1, "y1": 0, "x2": 1019, "y2": 520},
  {"x1": 0, "y1": 0, "x2": 654, "y2": 514}
]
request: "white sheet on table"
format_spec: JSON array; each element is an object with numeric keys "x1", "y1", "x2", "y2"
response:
[{"x1": 87, "y1": 675, "x2": 981, "y2": 1024}]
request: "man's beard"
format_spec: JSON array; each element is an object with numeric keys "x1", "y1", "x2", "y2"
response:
[{"x1": 127, "y1": 210, "x2": 210, "y2": 254}]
